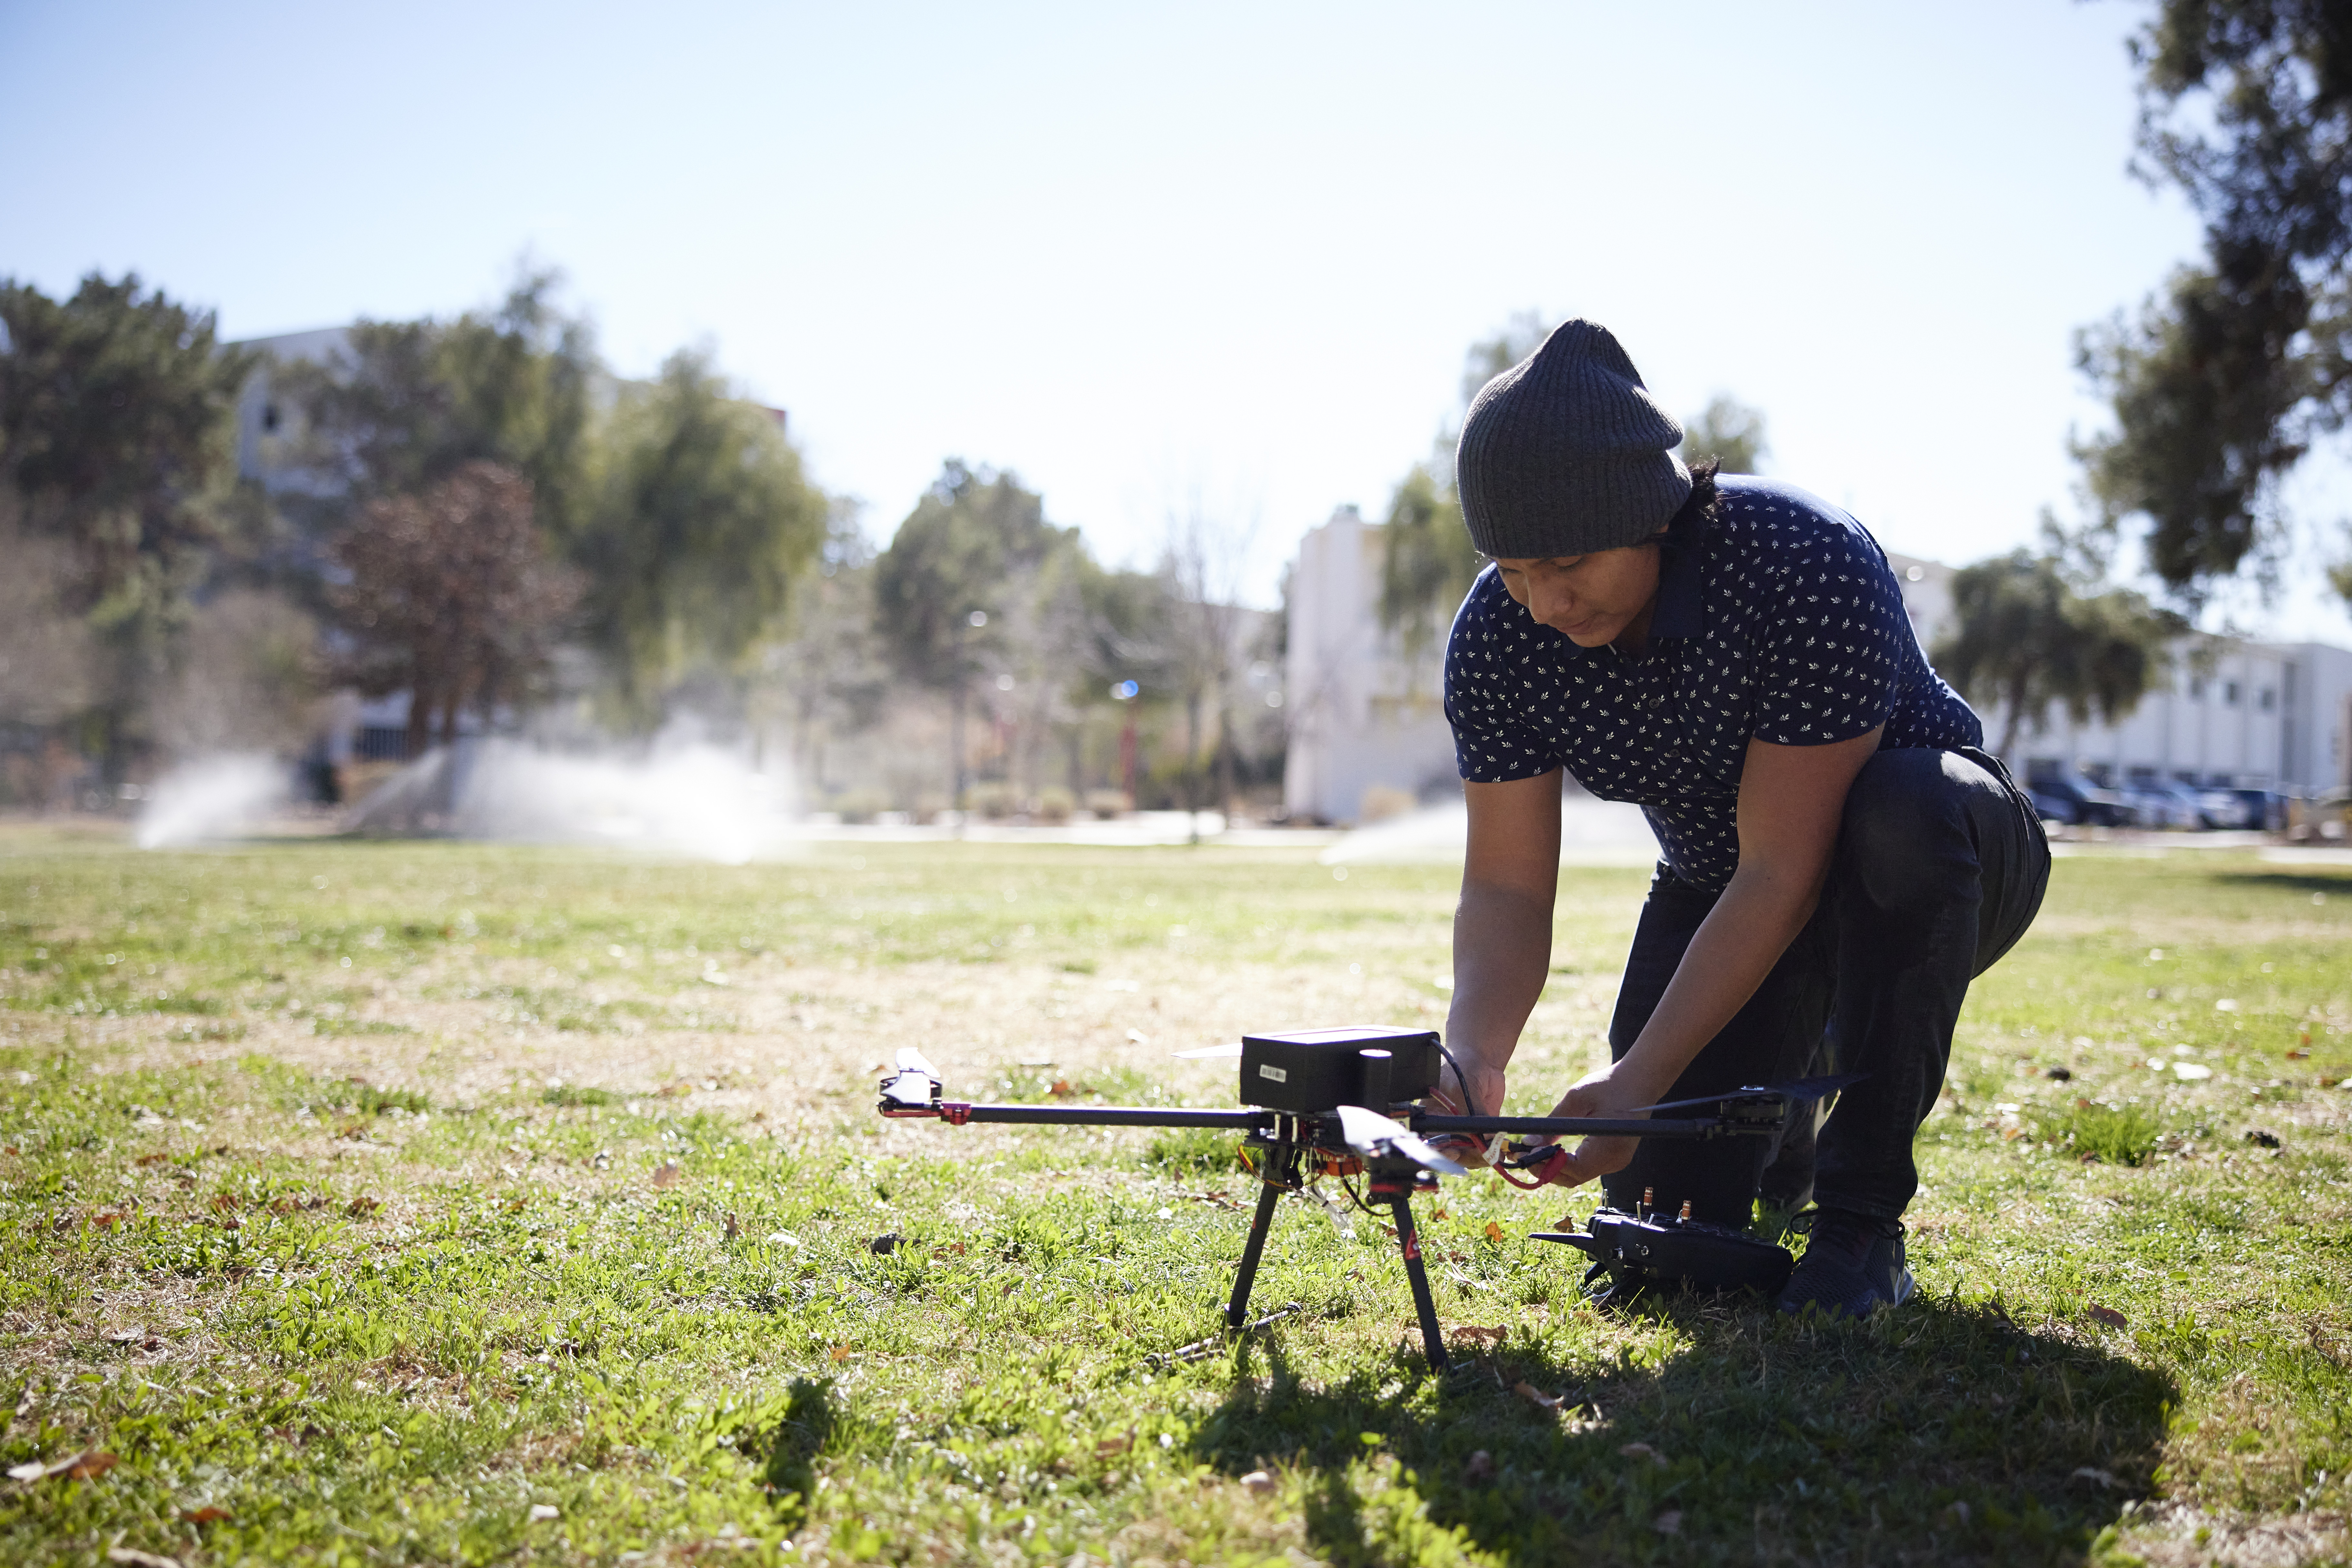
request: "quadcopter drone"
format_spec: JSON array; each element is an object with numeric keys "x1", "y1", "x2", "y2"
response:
[{"x1": 878, "y1": 1025, "x2": 1849, "y2": 1370}]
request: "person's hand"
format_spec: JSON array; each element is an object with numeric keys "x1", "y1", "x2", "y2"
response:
[
  {"x1": 1532, "y1": 1062, "x2": 1657, "y2": 1194},
  {"x1": 1421, "y1": 1054, "x2": 1506, "y2": 1166}
]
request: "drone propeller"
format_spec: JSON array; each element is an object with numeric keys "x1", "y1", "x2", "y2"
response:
[
  {"x1": 879, "y1": 1047, "x2": 942, "y2": 1110},
  {"x1": 1171, "y1": 1042, "x2": 1244, "y2": 1059},
  {"x1": 1619, "y1": 1072, "x2": 1864, "y2": 1119},
  {"x1": 1335, "y1": 1104, "x2": 1468, "y2": 1177}
]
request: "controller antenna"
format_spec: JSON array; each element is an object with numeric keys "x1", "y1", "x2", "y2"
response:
[
  {"x1": 1641, "y1": 1185, "x2": 1654, "y2": 1221},
  {"x1": 1677, "y1": 1198, "x2": 1693, "y2": 1222}
]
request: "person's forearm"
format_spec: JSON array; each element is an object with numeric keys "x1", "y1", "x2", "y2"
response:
[
  {"x1": 1444, "y1": 881, "x2": 1554, "y2": 1081},
  {"x1": 1617, "y1": 865, "x2": 1819, "y2": 1099}
]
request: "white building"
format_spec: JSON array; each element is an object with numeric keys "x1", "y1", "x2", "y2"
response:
[
  {"x1": 1990, "y1": 639, "x2": 2352, "y2": 794},
  {"x1": 1282, "y1": 507, "x2": 1457, "y2": 824}
]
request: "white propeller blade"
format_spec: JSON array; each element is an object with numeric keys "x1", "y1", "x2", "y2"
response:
[
  {"x1": 1172, "y1": 1042, "x2": 1244, "y2": 1059},
  {"x1": 1335, "y1": 1104, "x2": 1467, "y2": 1177},
  {"x1": 881, "y1": 1047, "x2": 941, "y2": 1107}
]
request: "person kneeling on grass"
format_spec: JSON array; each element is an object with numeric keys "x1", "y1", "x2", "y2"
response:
[{"x1": 1423, "y1": 318, "x2": 2050, "y2": 1319}]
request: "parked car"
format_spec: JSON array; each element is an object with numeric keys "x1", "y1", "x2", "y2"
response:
[
  {"x1": 2194, "y1": 787, "x2": 2288, "y2": 829},
  {"x1": 2026, "y1": 788, "x2": 2078, "y2": 825},
  {"x1": 2125, "y1": 779, "x2": 2207, "y2": 829},
  {"x1": 2027, "y1": 767, "x2": 2131, "y2": 828}
]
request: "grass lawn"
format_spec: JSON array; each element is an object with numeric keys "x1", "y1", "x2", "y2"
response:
[{"x1": 0, "y1": 825, "x2": 2347, "y2": 1566}]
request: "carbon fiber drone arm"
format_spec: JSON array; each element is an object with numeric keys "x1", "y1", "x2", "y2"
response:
[{"x1": 900, "y1": 1102, "x2": 1268, "y2": 1129}]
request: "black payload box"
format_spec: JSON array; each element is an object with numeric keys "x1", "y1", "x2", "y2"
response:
[{"x1": 1237, "y1": 1026, "x2": 1442, "y2": 1112}]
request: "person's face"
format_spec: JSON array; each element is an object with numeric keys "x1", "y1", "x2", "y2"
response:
[{"x1": 1492, "y1": 528, "x2": 1667, "y2": 647}]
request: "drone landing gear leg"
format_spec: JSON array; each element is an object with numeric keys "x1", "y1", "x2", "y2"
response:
[
  {"x1": 1226, "y1": 1177, "x2": 1283, "y2": 1329},
  {"x1": 1376, "y1": 1176, "x2": 1448, "y2": 1372}
]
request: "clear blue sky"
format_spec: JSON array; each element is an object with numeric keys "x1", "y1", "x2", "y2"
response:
[{"x1": 6, "y1": 0, "x2": 2347, "y2": 637}]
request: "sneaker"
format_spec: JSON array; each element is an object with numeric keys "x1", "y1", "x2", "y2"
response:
[{"x1": 1776, "y1": 1208, "x2": 1913, "y2": 1319}]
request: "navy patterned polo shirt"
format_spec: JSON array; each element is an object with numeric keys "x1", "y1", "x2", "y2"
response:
[{"x1": 1443, "y1": 475, "x2": 1982, "y2": 892}]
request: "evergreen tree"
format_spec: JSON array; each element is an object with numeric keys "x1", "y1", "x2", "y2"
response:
[
  {"x1": 1933, "y1": 550, "x2": 2184, "y2": 755},
  {"x1": 2078, "y1": 1, "x2": 2352, "y2": 603}
]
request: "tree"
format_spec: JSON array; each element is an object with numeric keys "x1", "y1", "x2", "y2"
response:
[
  {"x1": 1679, "y1": 394, "x2": 1768, "y2": 474},
  {"x1": 150, "y1": 589, "x2": 321, "y2": 759},
  {"x1": 1373, "y1": 315, "x2": 1553, "y2": 656},
  {"x1": 873, "y1": 462, "x2": 1082, "y2": 802},
  {"x1": 273, "y1": 272, "x2": 595, "y2": 548},
  {"x1": 2077, "y1": 1, "x2": 2352, "y2": 603},
  {"x1": 0, "y1": 272, "x2": 255, "y2": 618},
  {"x1": 1457, "y1": 310, "x2": 1554, "y2": 413},
  {"x1": 331, "y1": 462, "x2": 579, "y2": 756},
  {"x1": 752, "y1": 504, "x2": 889, "y2": 794},
  {"x1": 1932, "y1": 550, "x2": 2184, "y2": 756},
  {"x1": 0, "y1": 490, "x2": 99, "y2": 729},
  {"x1": 0, "y1": 272, "x2": 263, "y2": 781},
  {"x1": 1377, "y1": 462, "x2": 1480, "y2": 664},
  {"x1": 1157, "y1": 494, "x2": 1259, "y2": 825},
  {"x1": 572, "y1": 348, "x2": 827, "y2": 717}
]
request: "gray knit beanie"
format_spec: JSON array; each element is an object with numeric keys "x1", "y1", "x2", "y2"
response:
[{"x1": 1455, "y1": 318, "x2": 1691, "y2": 559}]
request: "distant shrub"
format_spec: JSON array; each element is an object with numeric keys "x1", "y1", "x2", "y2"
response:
[
  {"x1": 1034, "y1": 786, "x2": 1075, "y2": 824},
  {"x1": 964, "y1": 782, "x2": 1016, "y2": 819},
  {"x1": 1084, "y1": 789, "x2": 1132, "y2": 819},
  {"x1": 542, "y1": 1083, "x2": 618, "y2": 1107},
  {"x1": 829, "y1": 789, "x2": 890, "y2": 824}
]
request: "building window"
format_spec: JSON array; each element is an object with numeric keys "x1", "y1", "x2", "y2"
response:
[
  {"x1": 2225, "y1": 681, "x2": 2241, "y2": 706},
  {"x1": 2260, "y1": 687, "x2": 2276, "y2": 712},
  {"x1": 261, "y1": 402, "x2": 280, "y2": 433},
  {"x1": 2189, "y1": 677, "x2": 2205, "y2": 701}
]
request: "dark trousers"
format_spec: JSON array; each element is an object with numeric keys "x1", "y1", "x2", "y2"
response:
[{"x1": 1601, "y1": 747, "x2": 2050, "y2": 1227}]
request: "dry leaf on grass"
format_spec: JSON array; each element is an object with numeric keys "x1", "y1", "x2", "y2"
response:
[
  {"x1": 1239, "y1": 1469, "x2": 1275, "y2": 1493},
  {"x1": 1619, "y1": 1442, "x2": 1669, "y2": 1468},
  {"x1": 1514, "y1": 1381, "x2": 1563, "y2": 1412},
  {"x1": 652, "y1": 1161, "x2": 682, "y2": 1189},
  {"x1": 180, "y1": 1506, "x2": 232, "y2": 1524},
  {"x1": 1463, "y1": 1449, "x2": 1495, "y2": 1482},
  {"x1": 1652, "y1": 1510, "x2": 1683, "y2": 1535},
  {"x1": 1448, "y1": 1324, "x2": 1506, "y2": 1346},
  {"x1": 2087, "y1": 1303, "x2": 2128, "y2": 1329},
  {"x1": 9, "y1": 1449, "x2": 119, "y2": 1483},
  {"x1": 105, "y1": 1550, "x2": 180, "y2": 1568}
]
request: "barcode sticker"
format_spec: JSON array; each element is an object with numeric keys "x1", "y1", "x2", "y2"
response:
[{"x1": 1258, "y1": 1065, "x2": 1289, "y2": 1083}]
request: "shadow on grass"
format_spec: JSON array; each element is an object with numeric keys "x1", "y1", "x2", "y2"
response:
[
  {"x1": 2209, "y1": 869, "x2": 2352, "y2": 897},
  {"x1": 763, "y1": 1377, "x2": 841, "y2": 1532},
  {"x1": 1193, "y1": 1294, "x2": 2174, "y2": 1566}
]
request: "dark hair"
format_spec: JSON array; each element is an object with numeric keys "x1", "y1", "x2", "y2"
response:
[{"x1": 1667, "y1": 456, "x2": 1721, "y2": 536}]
